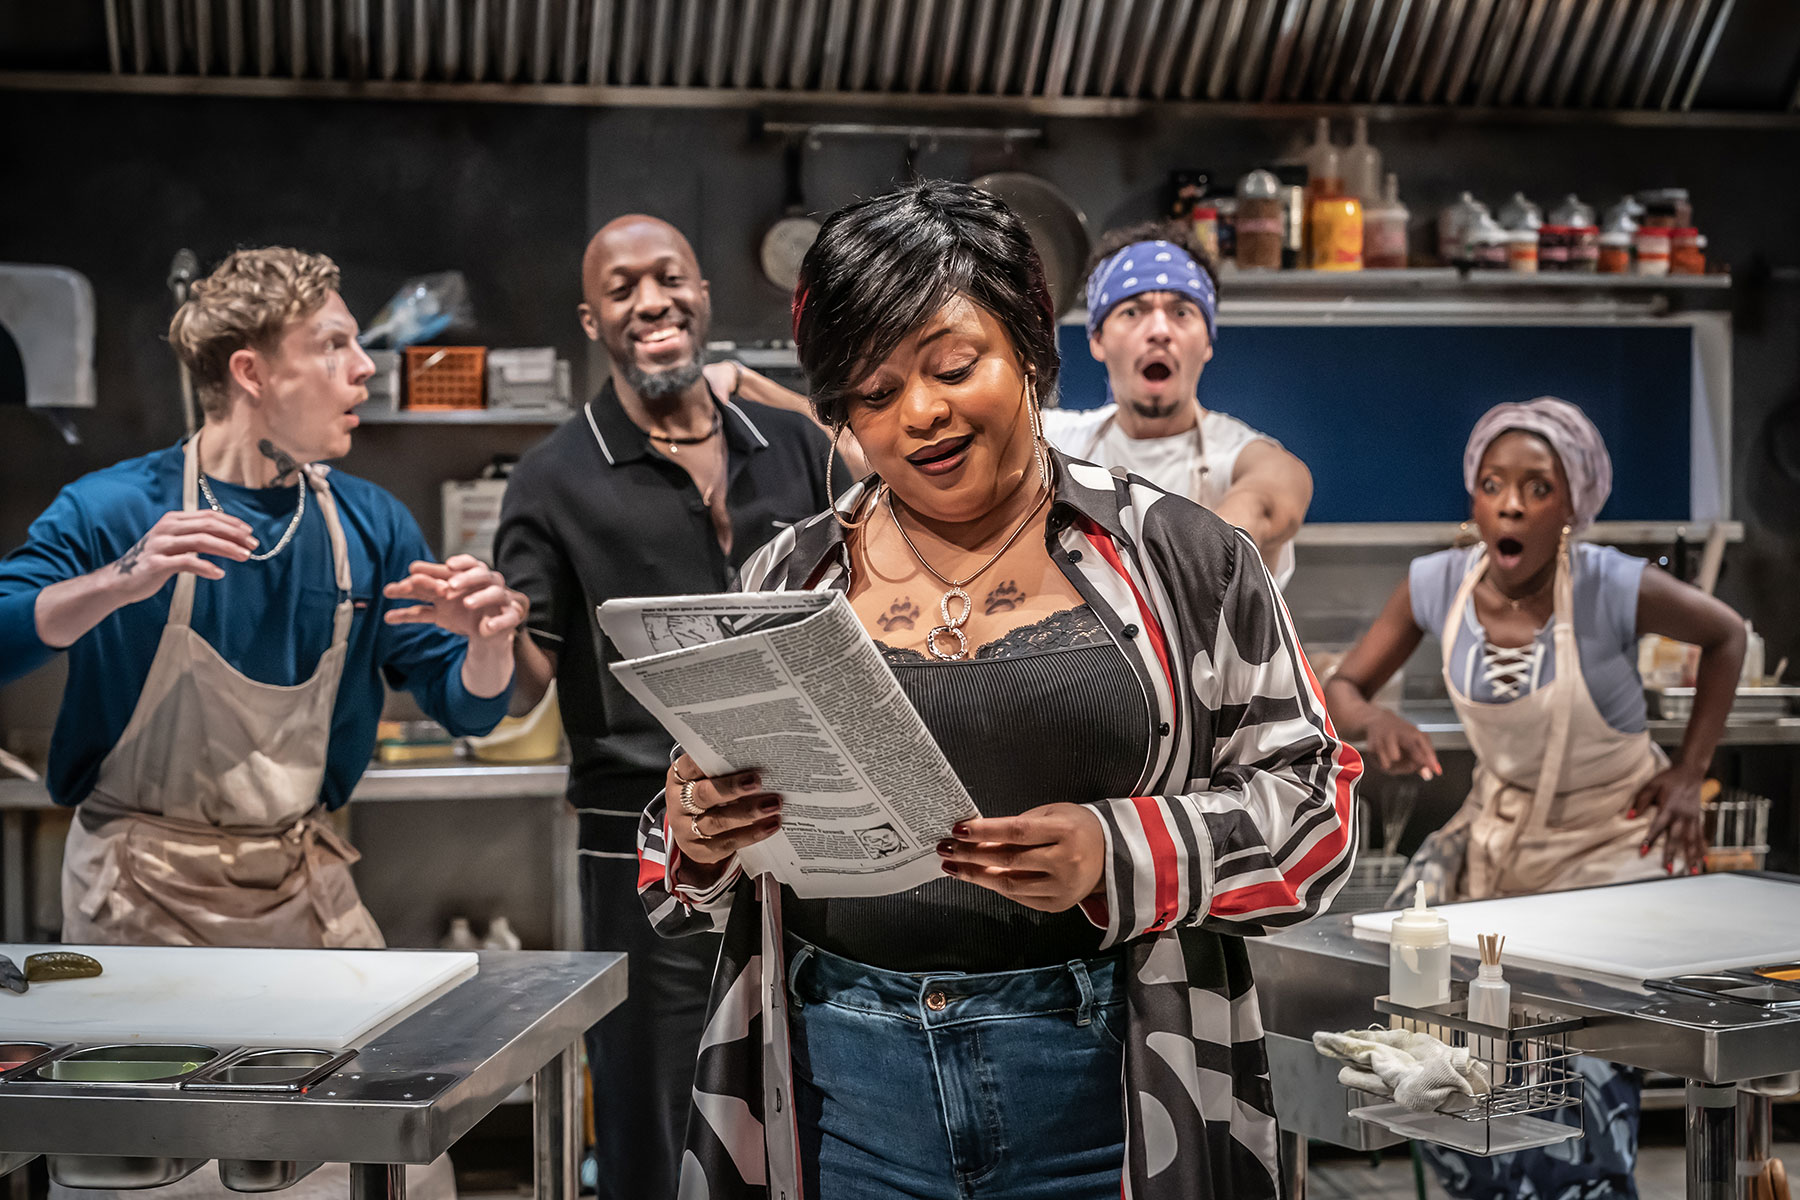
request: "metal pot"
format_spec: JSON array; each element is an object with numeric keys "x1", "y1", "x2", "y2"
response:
[{"x1": 970, "y1": 172, "x2": 1092, "y2": 318}]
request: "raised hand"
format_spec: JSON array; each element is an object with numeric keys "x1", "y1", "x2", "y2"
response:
[
  {"x1": 108, "y1": 510, "x2": 259, "y2": 604},
  {"x1": 382, "y1": 554, "x2": 528, "y2": 643}
]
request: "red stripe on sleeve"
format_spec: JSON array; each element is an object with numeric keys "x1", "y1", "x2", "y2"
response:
[
  {"x1": 1128, "y1": 796, "x2": 1182, "y2": 932},
  {"x1": 639, "y1": 813, "x2": 673, "y2": 891}
]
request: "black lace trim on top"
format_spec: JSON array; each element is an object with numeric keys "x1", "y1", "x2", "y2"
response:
[{"x1": 875, "y1": 604, "x2": 1111, "y2": 664}]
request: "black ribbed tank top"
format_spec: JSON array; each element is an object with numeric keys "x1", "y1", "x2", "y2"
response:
[{"x1": 783, "y1": 604, "x2": 1151, "y2": 972}]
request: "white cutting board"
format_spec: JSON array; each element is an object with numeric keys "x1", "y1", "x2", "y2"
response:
[
  {"x1": 1350, "y1": 875, "x2": 1800, "y2": 982},
  {"x1": 0, "y1": 944, "x2": 478, "y2": 1049}
]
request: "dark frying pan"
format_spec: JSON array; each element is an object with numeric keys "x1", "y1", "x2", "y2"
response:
[{"x1": 971, "y1": 172, "x2": 1092, "y2": 318}]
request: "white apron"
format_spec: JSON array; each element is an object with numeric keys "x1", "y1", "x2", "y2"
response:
[
  {"x1": 60, "y1": 435, "x2": 382, "y2": 949},
  {"x1": 1444, "y1": 545, "x2": 1665, "y2": 901}
]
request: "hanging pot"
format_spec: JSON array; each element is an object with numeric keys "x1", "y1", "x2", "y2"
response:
[
  {"x1": 970, "y1": 171, "x2": 1092, "y2": 318},
  {"x1": 760, "y1": 140, "x2": 821, "y2": 294}
]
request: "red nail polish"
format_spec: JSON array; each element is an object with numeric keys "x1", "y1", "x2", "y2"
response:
[
  {"x1": 952, "y1": 824, "x2": 970, "y2": 839},
  {"x1": 1627, "y1": 810, "x2": 1637, "y2": 820},
  {"x1": 936, "y1": 840, "x2": 956, "y2": 855},
  {"x1": 941, "y1": 863, "x2": 958, "y2": 876},
  {"x1": 1639, "y1": 845, "x2": 1649, "y2": 857},
  {"x1": 1665, "y1": 864, "x2": 1674, "y2": 875}
]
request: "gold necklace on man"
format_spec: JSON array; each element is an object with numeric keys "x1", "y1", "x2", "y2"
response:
[{"x1": 884, "y1": 483, "x2": 1052, "y2": 661}]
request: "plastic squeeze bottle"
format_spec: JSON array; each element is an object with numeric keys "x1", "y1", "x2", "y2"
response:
[{"x1": 1389, "y1": 881, "x2": 1450, "y2": 1009}]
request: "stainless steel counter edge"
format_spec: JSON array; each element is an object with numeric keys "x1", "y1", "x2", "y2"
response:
[
  {"x1": 0, "y1": 950, "x2": 626, "y2": 1163},
  {"x1": 1247, "y1": 915, "x2": 1800, "y2": 1086},
  {"x1": 0, "y1": 762, "x2": 571, "y2": 810}
]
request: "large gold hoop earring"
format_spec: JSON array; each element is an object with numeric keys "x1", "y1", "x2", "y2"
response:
[
  {"x1": 1025, "y1": 378, "x2": 1052, "y2": 492},
  {"x1": 827, "y1": 425, "x2": 879, "y2": 532}
]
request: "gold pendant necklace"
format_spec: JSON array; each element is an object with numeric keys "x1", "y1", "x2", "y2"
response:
[
  {"x1": 884, "y1": 484, "x2": 1051, "y2": 661},
  {"x1": 645, "y1": 409, "x2": 722, "y2": 455}
]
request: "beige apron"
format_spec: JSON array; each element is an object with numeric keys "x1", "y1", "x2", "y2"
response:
[
  {"x1": 1445, "y1": 545, "x2": 1665, "y2": 901},
  {"x1": 60, "y1": 435, "x2": 382, "y2": 949}
]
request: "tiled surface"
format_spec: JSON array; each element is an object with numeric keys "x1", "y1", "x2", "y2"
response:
[{"x1": 1310, "y1": 1141, "x2": 1799, "y2": 1200}]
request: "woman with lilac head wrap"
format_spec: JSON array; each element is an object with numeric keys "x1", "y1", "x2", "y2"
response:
[{"x1": 1319, "y1": 396, "x2": 1746, "y2": 1199}]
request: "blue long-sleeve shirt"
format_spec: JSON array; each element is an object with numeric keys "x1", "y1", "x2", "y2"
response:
[{"x1": 0, "y1": 441, "x2": 511, "y2": 809}]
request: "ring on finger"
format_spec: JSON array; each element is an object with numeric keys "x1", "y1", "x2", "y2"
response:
[
  {"x1": 689, "y1": 814, "x2": 712, "y2": 842},
  {"x1": 672, "y1": 762, "x2": 703, "y2": 785},
  {"x1": 678, "y1": 780, "x2": 704, "y2": 816}
]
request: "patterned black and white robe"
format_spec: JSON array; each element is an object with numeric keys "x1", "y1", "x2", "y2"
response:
[{"x1": 637, "y1": 451, "x2": 1363, "y2": 1200}]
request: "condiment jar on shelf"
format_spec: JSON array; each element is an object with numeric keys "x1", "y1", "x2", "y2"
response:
[
  {"x1": 1235, "y1": 169, "x2": 1285, "y2": 271},
  {"x1": 1498, "y1": 191, "x2": 1543, "y2": 232},
  {"x1": 1309, "y1": 188, "x2": 1364, "y2": 271},
  {"x1": 1551, "y1": 194, "x2": 1599, "y2": 273},
  {"x1": 1362, "y1": 172, "x2": 1409, "y2": 269},
  {"x1": 1437, "y1": 192, "x2": 1489, "y2": 266}
]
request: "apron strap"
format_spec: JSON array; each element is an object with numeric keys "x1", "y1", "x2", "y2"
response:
[
  {"x1": 171, "y1": 436, "x2": 204, "y2": 628},
  {"x1": 303, "y1": 465, "x2": 356, "y2": 649}
]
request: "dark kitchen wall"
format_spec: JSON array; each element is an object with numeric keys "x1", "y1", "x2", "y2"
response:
[{"x1": 4, "y1": 88, "x2": 1799, "y2": 741}]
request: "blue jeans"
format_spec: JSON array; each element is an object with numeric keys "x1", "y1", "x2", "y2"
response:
[{"x1": 784, "y1": 936, "x2": 1127, "y2": 1200}]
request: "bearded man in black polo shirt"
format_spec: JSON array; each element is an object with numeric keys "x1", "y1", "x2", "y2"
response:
[{"x1": 496, "y1": 215, "x2": 837, "y2": 1200}]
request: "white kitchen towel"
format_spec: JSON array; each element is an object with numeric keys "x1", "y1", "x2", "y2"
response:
[{"x1": 1313, "y1": 1027, "x2": 1492, "y2": 1113}]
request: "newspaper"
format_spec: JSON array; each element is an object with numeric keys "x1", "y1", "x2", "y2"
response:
[{"x1": 599, "y1": 592, "x2": 980, "y2": 898}]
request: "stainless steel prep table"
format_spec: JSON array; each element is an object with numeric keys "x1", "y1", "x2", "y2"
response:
[
  {"x1": 0, "y1": 948, "x2": 624, "y2": 1200},
  {"x1": 1249, "y1": 874, "x2": 1800, "y2": 1200},
  {"x1": 0, "y1": 760, "x2": 575, "y2": 943}
]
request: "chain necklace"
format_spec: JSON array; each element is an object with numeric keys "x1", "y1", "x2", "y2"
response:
[
  {"x1": 884, "y1": 483, "x2": 1052, "y2": 661},
  {"x1": 1483, "y1": 567, "x2": 1552, "y2": 612},
  {"x1": 198, "y1": 470, "x2": 306, "y2": 562},
  {"x1": 645, "y1": 409, "x2": 722, "y2": 454}
]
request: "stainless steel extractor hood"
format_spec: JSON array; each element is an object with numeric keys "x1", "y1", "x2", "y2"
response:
[{"x1": 9, "y1": 0, "x2": 1800, "y2": 118}]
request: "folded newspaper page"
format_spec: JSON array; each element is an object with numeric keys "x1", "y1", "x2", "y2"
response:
[{"x1": 599, "y1": 592, "x2": 980, "y2": 899}]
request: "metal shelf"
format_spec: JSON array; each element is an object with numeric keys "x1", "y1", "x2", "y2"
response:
[
  {"x1": 1210, "y1": 267, "x2": 1730, "y2": 292},
  {"x1": 356, "y1": 409, "x2": 571, "y2": 426},
  {"x1": 1294, "y1": 521, "x2": 1745, "y2": 547}
]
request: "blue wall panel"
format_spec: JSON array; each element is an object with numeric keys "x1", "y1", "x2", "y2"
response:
[{"x1": 1054, "y1": 324, "x2": 1693, "y2": 523}]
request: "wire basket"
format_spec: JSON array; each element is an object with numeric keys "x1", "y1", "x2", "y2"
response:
[
  {"x1": 1347, "y1": 989, "x2": 1586, "y2": 1156},
  {"x1": 1334, "y1": 854, "x2": 1410, "y2": 913},
  {"x1": 1703, "y1": 788, "x2": 1772, "y2": 872},
  {"x1": 403, "y1": 345, "x2": 487, "y2": 410}
]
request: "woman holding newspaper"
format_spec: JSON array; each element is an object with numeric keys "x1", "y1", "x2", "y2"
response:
[{"x1": 635, "y1": 180, "x2": 1363, "y2": 1200}]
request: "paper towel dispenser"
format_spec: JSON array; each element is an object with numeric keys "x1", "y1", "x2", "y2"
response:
[{"x1": 0, "y1": 263, "x2": 97, "y2": 412}]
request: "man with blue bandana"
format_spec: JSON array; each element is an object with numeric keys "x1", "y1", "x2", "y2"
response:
[{"x1": 1042, "y1": 221, "x2": 1312, "y2": 585}]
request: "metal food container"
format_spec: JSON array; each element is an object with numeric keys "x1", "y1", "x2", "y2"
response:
[
  {"x1": 0, "y1": 1042, "x2": 60, "y2": 1081},
  {"x1": 185, "y1": 1047, "x2": 355, "y2": 1093},
  {"x1": 1646, "y1": 686, "x2": 1800, "y2": 722},
  {"x1": 216, "y1": 1158, "x2": 324, "y2": 1192},
  {"x1": 47, "y1": 1155, "x2": 211, "y2": 1190},
  {"x1": 31, "y1": 1043, "x2": 222, "y2": 1086}
]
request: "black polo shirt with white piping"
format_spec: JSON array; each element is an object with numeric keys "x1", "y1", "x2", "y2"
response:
[{"x1": 496, "y1": 380, "x2": 837, "y2": 848}]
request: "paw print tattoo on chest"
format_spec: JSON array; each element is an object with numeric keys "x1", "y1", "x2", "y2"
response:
[
  {"x1": 984, "y1": 580, "x2": 1026, "y2": 615},
  {"x1": 876, "y1": 598, "x2": 921, "y2": 633}
]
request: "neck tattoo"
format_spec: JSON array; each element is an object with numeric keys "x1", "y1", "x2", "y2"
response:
[{"x1": 258, "y1": 439, "x2": 301, "y2": 486}]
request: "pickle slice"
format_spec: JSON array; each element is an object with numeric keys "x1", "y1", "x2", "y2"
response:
[{"x1": 24, "y1": 952, "x2": 103, "y2": 982}]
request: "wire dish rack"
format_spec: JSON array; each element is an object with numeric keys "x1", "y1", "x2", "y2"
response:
[
  {"x1": 1347, "y1": 989, "x2": 1587, "y2": 1156},
  {"x1": 1703, "y1": 787, "x2": 1773, "y2": 872}
]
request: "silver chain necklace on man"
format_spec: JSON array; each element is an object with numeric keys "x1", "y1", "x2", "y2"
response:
[
  {"x1": 198, "y1": 470, "x2": 306, "y2": 562},
  {"x1": 884, "y1": 483, "x2": 1052, "y2": 661}
]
